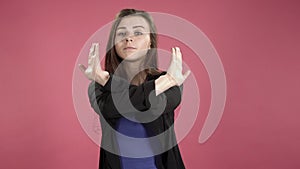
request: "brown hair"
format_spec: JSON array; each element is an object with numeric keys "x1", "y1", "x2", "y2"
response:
[{"x1": 104, "y1": 9, "x2": 161, "y2": 79}]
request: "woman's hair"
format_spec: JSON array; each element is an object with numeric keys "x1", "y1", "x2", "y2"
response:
[{"x1": 105, "y1": 8, "x2": 161, "y2": 77}]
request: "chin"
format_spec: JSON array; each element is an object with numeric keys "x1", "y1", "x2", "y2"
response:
[{"x1": 122, "y1": 53, "x2": 147, "y2": 62}]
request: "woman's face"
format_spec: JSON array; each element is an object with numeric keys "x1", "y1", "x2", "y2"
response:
[{"x1": 114, "y1": 15, "x2": 151, "y2": 62}]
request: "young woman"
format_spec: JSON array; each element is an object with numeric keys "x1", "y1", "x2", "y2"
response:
[{"x1": 79, "y1": 8, "x2": 190, "y2": 169}]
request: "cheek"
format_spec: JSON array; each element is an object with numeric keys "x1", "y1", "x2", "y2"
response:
[
  {"x1": 114, "y1": 43, "x2": 122, "y2": 54},
  {"x1": 114, "y1": 46, "x2": 124, "y2": 59},
  {"x1": 138, "y1": 36, "x2": 151, "y2": 48}
]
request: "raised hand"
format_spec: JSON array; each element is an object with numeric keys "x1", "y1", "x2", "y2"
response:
[
  {"x1": 78, "y1": 43, "x2": 110, "y2": 86},
  {"x1": 166, "y1": 47, "x2": 191, "y2": 86}
]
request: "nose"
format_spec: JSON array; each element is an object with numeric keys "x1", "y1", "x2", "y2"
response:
[{"x1": 125, "y1": 35, "x2": 133, "y2": 42}]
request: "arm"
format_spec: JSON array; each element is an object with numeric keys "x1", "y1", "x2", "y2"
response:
[
  {"x1": 83, "y1": 45, "x2": 189, "y2": 119},
  {"x1": 88, "y1": 74, "x2": 183, "y2": 119}
]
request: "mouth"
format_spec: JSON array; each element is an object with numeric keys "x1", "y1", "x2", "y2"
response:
[{"x1": 124, "y1": 47, "x2": 137, "y2": 50}]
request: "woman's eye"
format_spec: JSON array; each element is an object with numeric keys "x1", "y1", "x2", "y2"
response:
[
  {"x1": 117, "y1": 32, "x2": 126, "y2": 36},
  {"x1": 134, "y1": 31, "x2": 143, "y2": 36}
]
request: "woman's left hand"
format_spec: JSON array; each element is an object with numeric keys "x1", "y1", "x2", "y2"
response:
[{"x1": 166, "y1": 47, "x2": 191, "y2": 86}]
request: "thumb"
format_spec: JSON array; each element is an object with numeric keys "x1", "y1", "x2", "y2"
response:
[
  {"x1": 183, "y1": 70, "x2": 191, "y2": 81},
  {"x1": 78, "y1": 64, "x2": 87, "y2": 73}
]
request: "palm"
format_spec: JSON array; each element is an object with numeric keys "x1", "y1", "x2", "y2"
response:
[
  {"x1": 78, "y1": 43, "x2": 109, "y2": 86},
  {"x1": 167, "y1": 47, "x2": 190, "y2": 86}
]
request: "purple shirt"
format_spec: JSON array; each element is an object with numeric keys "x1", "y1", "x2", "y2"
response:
[{"x1": 116, "y1": 117, "x2": 158, "y2": 169}]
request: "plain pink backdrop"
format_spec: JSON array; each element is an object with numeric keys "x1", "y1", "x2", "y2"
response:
[{"x1": 1, "y1": 0, "x2": 300, "y2": 169}]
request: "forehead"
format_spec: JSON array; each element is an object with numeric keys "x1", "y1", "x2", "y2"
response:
[{"x1": 117, "y1": 15, "x2": 150, "y2": 30}]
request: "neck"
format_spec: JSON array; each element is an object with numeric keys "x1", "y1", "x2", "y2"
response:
[{"x1": 121, "y1": 59, "x2": 147, "y2": 85}]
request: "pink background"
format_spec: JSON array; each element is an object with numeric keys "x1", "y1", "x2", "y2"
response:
[{"x1": 1, "y1": 0, "x2": 300, "y2": 169}]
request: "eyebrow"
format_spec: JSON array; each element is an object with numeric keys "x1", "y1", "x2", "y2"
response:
[
  {"x1": 133, "y1": 25, "x2": 145, "y2": 29},
  {"x1": 117, "y1": 25, "x2": 145, "y2": 30}
]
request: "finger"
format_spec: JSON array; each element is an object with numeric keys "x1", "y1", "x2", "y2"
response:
[
  {"x1": 94, "y1": 43, "x2": 102, "y2": 70},
  {"x1": 174, "y1": 47, "x2": 178, "y2": 62},
  {"x1": 175, "y1": 47, "x2": 182, "y2": 64},
  {"x1": 95, "y1": 43, "x2": 99, "y2": 57},
  {"x1": 88, "y1": 44, "x2": 98, "y2": 67},
  {"x1": 78, "y1": 64, "x2": 87, "y2": 73},
  {"x1": 171, "y1": 47, "x2": 176, "y2": 62},
  {"x1": 174, "y1": 47, "x2": 183, "y2": 72},
  {"x1": 88, "y1": 43, "x2": 95, "y2": 59},
  {"x1": 88, "y1": 54, "x2": 95, "y2": 67},
  {"x1": 178, "y1": 47, "x2": 182, "y2": 63}
]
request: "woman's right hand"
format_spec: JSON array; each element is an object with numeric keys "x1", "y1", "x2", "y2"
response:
[{"x1": 78, "y1": 43, "x2": 110, "y2": 86}]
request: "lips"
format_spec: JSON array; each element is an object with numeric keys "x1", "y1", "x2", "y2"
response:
[{"x1": 124, "y1": 47, "x2": 136, "y2": 50}]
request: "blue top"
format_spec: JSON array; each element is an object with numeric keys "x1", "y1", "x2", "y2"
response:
[{"x1": 116, "y1": 117, "x2": 158, "y2": 169}]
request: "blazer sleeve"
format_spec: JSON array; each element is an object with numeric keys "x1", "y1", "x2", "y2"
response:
[{"x1": 88, "y1": 74, "x2": 182, "y2": 119}]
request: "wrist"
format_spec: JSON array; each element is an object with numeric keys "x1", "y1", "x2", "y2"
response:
[
  {"x1": 155, "y1": 74, "x2": 176, "y2": 96},
  {"x1": 95, "y1": 73, "x2": 110, "y2": 86},
  {"x1": 165, "y1": 73, "x2": 177, "y2": 86}
]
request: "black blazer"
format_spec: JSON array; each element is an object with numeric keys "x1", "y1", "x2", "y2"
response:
[{"x1": 88, "y1": 71, "x2": 186, "y2": 169}]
